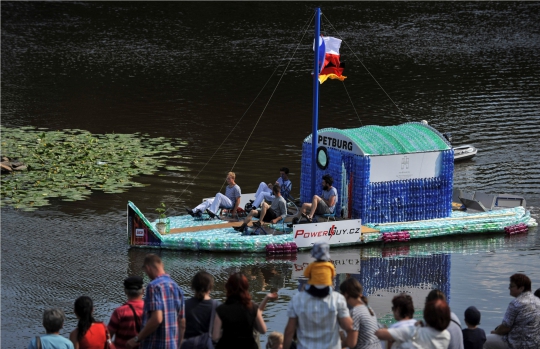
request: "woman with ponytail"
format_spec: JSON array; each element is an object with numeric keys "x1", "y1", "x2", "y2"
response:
[
  {"x1": 69, "y1": 296, "x2": 107, "y2": 349},
  {"x1": 182, "y1": 271, "x2": 219, "y2": 349},
  {"x1": 212, "y1": 272, "x2": 267, "y2": 349},
  {"x1": 339, "y1": 278, "x2": 381, "y2": 349}
]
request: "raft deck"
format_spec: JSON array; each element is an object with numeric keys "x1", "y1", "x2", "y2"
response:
[{"x1": 169, "y1": 221, "x2": 379, "y2": 234}]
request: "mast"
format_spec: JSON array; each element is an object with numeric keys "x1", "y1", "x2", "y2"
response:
[{"x1": 311, "y1": 7, "x2": 321, "y2": 197}]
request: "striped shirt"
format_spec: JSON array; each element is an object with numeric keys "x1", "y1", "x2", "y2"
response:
[
  {"x1": 350, "y1": 305, "x2": 381, "y2": 349},
  {"x1": 141, "y1": 274, "x2": 185, "y2": 349},
  {"x1": 287, "y1": 289, "x2": 350, "y2": 349},
  {"x1": 108, "y1": 299, "x2": 144, "y2": 349}
]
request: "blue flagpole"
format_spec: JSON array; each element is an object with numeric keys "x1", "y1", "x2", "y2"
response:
[{"x1": 311, "y1": 7, "x2": 321, "y2": 198}]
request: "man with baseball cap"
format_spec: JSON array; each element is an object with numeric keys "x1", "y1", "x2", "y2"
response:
[{"x1": 108, "y1": 276, "x2": 145, "y2": 349}]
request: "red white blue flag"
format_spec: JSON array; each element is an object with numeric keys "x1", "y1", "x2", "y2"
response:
[{"x1": 314, "y1": 36, "x2": 346, "y2": 84}]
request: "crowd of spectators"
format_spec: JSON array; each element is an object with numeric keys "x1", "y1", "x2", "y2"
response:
[{"x1": 27, "y1": 248, "x2": 540, "y2": 349}]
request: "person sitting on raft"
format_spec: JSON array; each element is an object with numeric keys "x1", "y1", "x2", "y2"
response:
[
  {"x1": 250, "y1": 167, "x2": 292, "y2": 209},
  {"x1": 234, "y1": 184, "x2": 287, "y2": 231},
  {"x1": 300, "y1": 174, "x2": 337, "y2": 223},
  {"x1": 186, "y1": 172, "x2": 241, "y2": 219}
]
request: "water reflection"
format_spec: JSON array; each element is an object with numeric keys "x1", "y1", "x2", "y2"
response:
[
  {"x1": 127, "y1": 249, "x2": 294, "y2": 300},
  {"x1": 125, "y1": 234, "x2": 526, "y2": 325}
]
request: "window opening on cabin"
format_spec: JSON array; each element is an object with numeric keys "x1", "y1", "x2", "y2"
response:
[{"x1": 316, "y1": 146, "x2": 329, "y2": 170}]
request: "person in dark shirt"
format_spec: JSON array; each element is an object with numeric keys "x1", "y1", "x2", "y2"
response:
[
  {"x1": 183, "y1": 271, "x2": 219, "y2": 347},
  {"x1": 462, "y1": 306, "x2": 486, "y2": 349},
  {"x1": 212, "y1": 272, "x2": 267, "y2": 349}
]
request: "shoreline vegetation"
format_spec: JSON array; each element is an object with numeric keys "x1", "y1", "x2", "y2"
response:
[{"x1": 0, "y1": 126, "x2": 187, "y2": 211}]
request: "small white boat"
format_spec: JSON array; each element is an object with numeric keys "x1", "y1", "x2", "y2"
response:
[{"x1": 453, "y1": 144, "x2": 477, "y2": 161}]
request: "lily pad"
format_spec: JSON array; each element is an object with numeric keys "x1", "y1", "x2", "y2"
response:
[{"x1": 1, "y1": 126, "x2": 187, "y2": 210}]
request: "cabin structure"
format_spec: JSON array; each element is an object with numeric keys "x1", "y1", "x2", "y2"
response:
[{"x1": 300, "y1": 122, "x2": 454, "y2": 223}]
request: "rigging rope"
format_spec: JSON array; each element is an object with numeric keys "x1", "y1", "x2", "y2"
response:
[
  {"x1": 341, "y1": 81, "x2": 363, "y2": 127},
  {"x1": 321, "y1": 12, "x2": 408, "y2": 121},
  {"x1": 223, "y1": 13, "x2": 316, "y2": 191},
  {"x1": 176, "y1": 13, "x2": 315, "y2": 201},
  {"x1": 176, "y1": 10, "x2": 405, "y2": 211}
]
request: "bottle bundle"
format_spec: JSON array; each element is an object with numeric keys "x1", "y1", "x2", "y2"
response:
[
  {"x1": 163, "y1": 234, "x2": 289, "y2": 252},
  {"x1": 361, "y1": 150, "x2": 453, "y2": 224},
  {"x1": 504, "y1": 223, "x2": 529, "y2": 235},
  {"x1": 299, "y1": 143, "x2": 314, "y2": 203},
  {"x1": 266, "y1": 242, "x2": 298, "y2": 254},
  {"x1": 353, "y1": 124, "x2": 449, "y2": 155},
  {"x1": 165, "y1": 218, "x2": 171, "y2": 234},
  {"x1": 352, "y1": 156, "x2": 371, "y2": 219},
  {"x1": 381, "y1": 231, "x2": 411, "y2": 242},
  {"x1": 362, "y1": 177, "x2": 451, "y2": 223}
]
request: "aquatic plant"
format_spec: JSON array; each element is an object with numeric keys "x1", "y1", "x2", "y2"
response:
[
  {"x1": 156, "y1": 202, "x2": 167, "y2": 223},
  {"x1": 1, "y1": 126, "x2": 187, "y2": 211}
]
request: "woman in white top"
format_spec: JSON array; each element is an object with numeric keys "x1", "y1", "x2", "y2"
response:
[{"x1": 375, "y1": 299, "x2": 451, "y2": 349}]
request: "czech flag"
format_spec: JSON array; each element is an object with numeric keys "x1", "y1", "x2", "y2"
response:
[{"x1": 315, "y1": 36, "x2": 346, "y2": 84}]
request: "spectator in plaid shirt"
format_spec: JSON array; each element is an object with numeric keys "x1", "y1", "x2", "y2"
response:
[{"x1": 126, "y1": 254, "x2": 185, "y2": 349}]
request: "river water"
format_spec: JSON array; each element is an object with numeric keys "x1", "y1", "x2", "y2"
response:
[{"x1": 2, "y1": 2, "x2": 540, "y2": 348}]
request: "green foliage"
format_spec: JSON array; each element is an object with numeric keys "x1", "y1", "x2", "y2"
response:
[
  {"x1": 155, "y1": 202, "x2": 167, "y2": 223},
  {"x1": 0, "y1": 126, "x2": 187, "y2": 211}
]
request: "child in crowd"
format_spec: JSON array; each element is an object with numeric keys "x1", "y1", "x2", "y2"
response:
[
  {"x1": 28, "y1": 308, "x2": 74, "y2": 349},
  {"x1": 462, "y1": 306, "x2": 486, "y2": 349},
  {"x1": 266, "y1": 331, "x2": 284, "y2": 349},
  {"x1": 303, "y1": 241, "x2": 336, "y2": 297}
]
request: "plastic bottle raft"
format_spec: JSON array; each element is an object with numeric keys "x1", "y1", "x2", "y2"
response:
[{"x1": 128, "y1": 202, "x2": 537, "y2": 252}]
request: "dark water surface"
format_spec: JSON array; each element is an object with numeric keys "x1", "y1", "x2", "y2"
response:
[{"x1": 2, "y1": 2, "x2": 540, "y2": 348}]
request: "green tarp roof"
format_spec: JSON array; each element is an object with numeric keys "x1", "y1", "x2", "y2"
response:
[{"x1": 305, "y1": 122, "x2": 451, "y2": 155}]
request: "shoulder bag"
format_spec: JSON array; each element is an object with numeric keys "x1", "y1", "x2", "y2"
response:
[
  {"x1": 181, "y1": 300, "x2": 218, "y2": 349},
  {"x1": 102, "y1": 322, "x2": 117, "y2": 349},
  {"x1": 127, "y1": 303, "x2": 141, "y2": 333}
]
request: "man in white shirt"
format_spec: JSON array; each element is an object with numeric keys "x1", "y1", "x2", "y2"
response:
[
  {"x1": 186, "y1": 172, "x2": 241, "y2": 218},
  {"x1": 283, "y1": 288, "x2": 355, "y2": 349}
]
